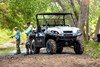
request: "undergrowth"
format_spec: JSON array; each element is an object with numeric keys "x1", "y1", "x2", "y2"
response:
[
  {"x1": 0, "y1": 47, "x2": 16, "y2": 54},
  {"x1": 84, "y1": 41, "x2": 100, "y2": 59},
  {"x1": 0, "y1": 28, "x2": 26, "y2": 43}
]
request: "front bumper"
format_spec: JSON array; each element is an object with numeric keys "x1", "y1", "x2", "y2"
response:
[{"x1": 57, "y1": 36, "x2": 77, "y2": 41}]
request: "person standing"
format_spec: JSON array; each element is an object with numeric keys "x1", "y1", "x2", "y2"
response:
[
  {"x1": 25, "y1": 22, "x2": 33, "y2": 54},
  {"x1": 10, "y1": 27, "x2": 21, "y2": 54}
]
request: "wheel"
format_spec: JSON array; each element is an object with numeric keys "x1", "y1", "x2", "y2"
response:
[
  {"x1": 32, "y1": 42, "x2": 40, "y2": 54},
  {"x1": 34, "y1": 47, "x2": 40, "y2": 54},
  {"x1": 74, "y1": 40, "x2": 84, "y2": 54},
  {"x1": 32, "y1": 44, "x2": 34, "y2": 50},
  {"x1": 46, "y1": 39, "x2": 56, "y2": 54},
  {"x1": 56, "y1": 45, "x2": 63, "y2": 54},
  {"x1": 56, "y1": 47, "x2": 63, "y2": 54}
]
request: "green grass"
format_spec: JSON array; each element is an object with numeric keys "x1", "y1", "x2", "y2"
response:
[
  {"x1": 84, "y1": 41, "x2": 100, "y2": 59},
  {"x1": 0, "y1": 45, "x2": 25, "y2": 54},
  {"x1": 0, "y1": 47, "x2": 16, "y2": 54},
  {"x1": 0, "y1": 29, "x2": 12, "y2": 42},
  {"x1": 0, "y1": 28, "x2": 26, "y2": 43}
]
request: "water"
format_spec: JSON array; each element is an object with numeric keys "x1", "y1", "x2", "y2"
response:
[{"x1": 0, "y1": 48, "x2": 46, "y2": 56}]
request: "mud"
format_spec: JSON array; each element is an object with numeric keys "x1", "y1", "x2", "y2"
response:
[{"x1": 0, "y1": 48, "x2": 100, "y2": 67}]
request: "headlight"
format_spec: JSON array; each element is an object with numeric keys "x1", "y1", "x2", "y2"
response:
[
  {"x1": 51, "y1": 31, "x2": 59, "y2": 35},
  {"x1": 76, "y1": 30, "x2": 82, "y2": 36},
  {"x1": 54, "y1": 31, "x2": 59, "y2": 34}
]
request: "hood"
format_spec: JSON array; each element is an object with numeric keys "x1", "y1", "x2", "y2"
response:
[
  {"x1": 47, "y1": 26, "x2": 80, "y2": 32},
  {"x1": 45, "y1": 26, "x2": 81, "y2": 36}
]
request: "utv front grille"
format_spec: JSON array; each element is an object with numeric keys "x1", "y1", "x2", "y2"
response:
[{"x1": 63, "y1": 31, "x2": 72, "y2": 33}]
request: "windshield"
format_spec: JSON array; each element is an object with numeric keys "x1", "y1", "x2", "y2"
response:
[{"x1": 37, "y1": 14, "x2": 75, "y2": 27}]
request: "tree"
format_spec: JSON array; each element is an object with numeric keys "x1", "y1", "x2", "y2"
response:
[
  {"x1": 89, "y1": 0, "x2": 100, "y2": 36},
  {"x1": 78, "y1": 0, "x2": 89, "y2": 42},
  {"x1": 93, "y1": 16, "x2": 100, "y2": 41},
  {"x1": 1, "y1": 0, "x2": 51, "y2": 30},
  {"x1": 0, "y1": 0, "x2": 10, "y2": 28},
  {"x1": 56, "y1": 0, "x2": 66, "y2": 11},
  {"x1": 67, "y1": 0, "x2": 78, "y2": 22}
]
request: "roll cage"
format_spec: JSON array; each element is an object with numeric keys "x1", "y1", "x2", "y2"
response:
[{"x1": 36, "y1": 12, "x2": 76, "y2": 28}]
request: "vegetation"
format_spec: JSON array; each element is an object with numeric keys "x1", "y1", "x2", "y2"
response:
[
  {"x1": 0, "y1": 28, "x2": 26, "y2": 42},
  {"x1": 85, "y1": 41, "x2": 100, "y2": 59},
  {"x1": 0, "y1": 0, "x2": 100, "y2": 58},
  {"x1": 0, "y1": 47, "x2": 16, "y2": 54},
  {"x1": 0, "y1": 28, "x2": 12, "y2": 42},
  {"x1": 0, "y1": 45, "x2": 25, "y2": 54}
]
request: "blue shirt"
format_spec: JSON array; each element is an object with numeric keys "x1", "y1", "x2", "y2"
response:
[
  {"x1": 12, "y1": 30, "x2": 20, "y2": 40},
  {"x1": 16, "y1": 30, "x2": 20, "y2": 40},
  {"x1": 25, "y1": 25, "x2": 33, "y2": 35}
]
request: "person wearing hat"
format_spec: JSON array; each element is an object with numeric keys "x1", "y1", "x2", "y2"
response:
[
  {"x1": 10, "y1": 27, "x2": 21, "y2": 54},
  {"x1": 25, "y1": 22, "x2": 33, "y2": 54}
]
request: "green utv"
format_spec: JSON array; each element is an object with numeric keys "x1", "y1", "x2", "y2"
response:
[{"x1": 31, "y1": 12, "x2": 84, "y2": 54}]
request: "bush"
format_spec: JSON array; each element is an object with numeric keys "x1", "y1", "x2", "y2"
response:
[
  {"x1": 0, "y1": 28, "x2": 26, "y2": 42},
  {"x1": 85, "y1": 41, "x2": 100, "y2": 58}
]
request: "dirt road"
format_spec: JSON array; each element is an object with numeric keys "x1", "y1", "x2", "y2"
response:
[{"x1": 0, "y1": 48, "x2": 100, "y2": 67}]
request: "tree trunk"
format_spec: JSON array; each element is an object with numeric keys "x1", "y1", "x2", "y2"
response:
[
  {"x1": 78, "y1": 0, "x2": 89, "y2": 42},
  {"x1": 85, "y1": 0, "x2": 89, "y2": 42},
  {"x1": 77, "y1": 0, "x2": 81, "y2": 6},
  {"x1": 67, "y1": 0, "x2": 78, "y2": 23},
  {"x1": 93, "y1": 16, "x2": 100, "y2": 41},
  {"x1": 56, "y1": 0, "x2": 66, "y2": 11}
]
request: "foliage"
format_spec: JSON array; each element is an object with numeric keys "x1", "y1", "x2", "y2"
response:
[
  {"x1": 0, "y1": 0, "x2": 99, "y2": 32},
  {"x1": 0, "y1": 47, "x2": 16, "y2": 54},
  {"x1": 0, "y1": 28, "x2": 12, "y2": 42},
  {"x1": 89, "y1": 0, "x2": 100, "y2": 33},
  {"x1": 85, "y1": 41, "x2": 100, "y2": 58},
  {"x1": 0, "y1": 28, "x2": 26, "y2": 42},
  {"x1": 0, "y1": 0, "x2": 51, "y2": 30}
]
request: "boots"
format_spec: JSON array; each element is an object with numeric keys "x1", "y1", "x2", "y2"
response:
[{"x1": 26, "y1": 44, "x2": 29, "y2": 55}]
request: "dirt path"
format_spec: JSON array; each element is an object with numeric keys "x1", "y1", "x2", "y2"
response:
[{"x1": 0, "y1": 48, "x2": 100, "y2": 67}]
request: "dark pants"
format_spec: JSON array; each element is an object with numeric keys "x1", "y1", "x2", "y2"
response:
[
  {"x1": 25, "y1": 33, "x2": 34, "y2": 54},
  {"x1": 25, "y1": 41, "x2": 33, "y2": 54},
  {"x1": 16, "y1": 39, "x2": 21, "y2": 54}
]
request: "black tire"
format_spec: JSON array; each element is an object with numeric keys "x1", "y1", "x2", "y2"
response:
[
  {"x1": 56, "y1": 47, "x2": 63, "y2": 54},
  {"x1": 34, "y1": 47, "x2": 40, "y2": 54},
  {"x1": 32, "y1": 44, "x2": 34, "y2": 50},
  {"x1": 46, "y1": 39, "x2": 56, "y2": 54},
  {"x1": 32, "y1": 42, "x2": 35, "y2": 51},
  {"x1": 56, "y1": 44, "x2": 63, "y2": 54},
  {"x1": 74, "y1": 40, "x2": 84, "y2": 54},
  {"x1": 32, "y1": 42, "x2": 40, "y2": 54}
]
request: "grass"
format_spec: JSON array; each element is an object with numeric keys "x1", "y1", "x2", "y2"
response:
[
  {"x1": 0, "y1": 28, "x2": 26, "y2": 43},
  {"x1": 0, "y1": 29, "x2": 12, "y2": 42},
  {"x1": 0, "y1": 45, "x2": 25, "y2": 54},
  {"x1": 0, "y1": 47, "x2": 16, "y2": 54},
  {"x1": 84, "y1": 41, "x2": 100, "y2": 59}
]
